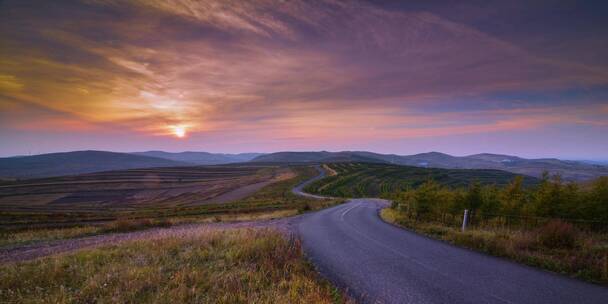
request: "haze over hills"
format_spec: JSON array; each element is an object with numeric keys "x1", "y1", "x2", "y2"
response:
[
  {"x1": 2, "y1": 150, "x2": 607, "y2": 181},
  {"x1": 132, "y1": 151, "x2": 264, "y2": 165},
  {"x1": 0, "y1": 151, "x2": 189, "y2": 179},
  {"x1": 251, "y1": 151, "x2": 608, "y2": 181}
]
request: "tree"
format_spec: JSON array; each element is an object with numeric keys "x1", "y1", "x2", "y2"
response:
[
  {"x1": 533, "y1": 173, "x2": 563, "y2": 217},
  {"x1": 465, "y1": 181, "x2": 483, "y2": 212},
  {"x1": 479, "y1": 185, "x2": 500, "y2": 218},
  {"x1": 412, "y1": 179, "x2": 441, "y2": 219},
  {"x1": 500, "y1": 176, "x2": 526, "y2": 216},
  {"x1": 587, "y1": 177, "x2": 608, "y2": 222}
]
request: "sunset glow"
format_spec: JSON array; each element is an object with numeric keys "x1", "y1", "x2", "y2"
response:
[
  {"x1": 1, "y1": 0, "x2": 607, "y2": 158},
  {"x1": 171, "y1": 125, "x2": 187, "y2": 138}
]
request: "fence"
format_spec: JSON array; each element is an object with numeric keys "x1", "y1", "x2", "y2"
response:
[{"x1": 424, "y1": 211, "x2": 608, "y2": 232}]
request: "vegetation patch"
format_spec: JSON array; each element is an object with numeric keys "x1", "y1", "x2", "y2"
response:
[
  {"x1": 305, "y1": 162, "x2": 538, "y2": 198},
  {"x1": 0, "y1": 228, "x2": 349, "y2": 303},
  {"x1": 310, "y1": 161, "x2": 608, "y2": 285},
  {"x1": 0, "y1": 166, "x2": 343, "y2": 248},
  {"x1": 380, "y1": 195, "x2": 608, "y2": 285}
]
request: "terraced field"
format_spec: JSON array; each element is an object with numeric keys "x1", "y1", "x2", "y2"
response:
[
  {"x1": 305, "y1": 162, "x2": 539, "y2": 198},
  {"x1": 0, "y1": 164, "x2": 309, "y2": 229}
]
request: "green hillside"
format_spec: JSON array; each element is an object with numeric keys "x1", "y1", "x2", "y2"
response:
[{"x1": 305, "y1": 162, "x2": 539, "y2": 198}]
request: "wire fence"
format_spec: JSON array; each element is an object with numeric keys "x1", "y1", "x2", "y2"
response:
[{"x1": 426, "y1": 211, "x2": 608, "y2": 232}]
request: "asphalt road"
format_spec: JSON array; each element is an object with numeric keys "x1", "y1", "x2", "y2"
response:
[
  {"x1": 291, "y1": 165, "x2": 330, "y2": 199},
  {"x1": 297, "y1": 198, "x2": 608, "y2": 304}
]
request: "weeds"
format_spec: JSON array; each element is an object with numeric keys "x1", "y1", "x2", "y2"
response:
[
  {"x1": 536, "y1": 220, "x2": 578, "y2": 249},
  {"x1": 380, "y1": 208, "x2": 608, "y2": 285},
  {"x1": 0, "y1": 228, "x2": 348, "y2": 303},
  {"x1": 100, "y1": 218, "x2": 172, "y2": 233}
]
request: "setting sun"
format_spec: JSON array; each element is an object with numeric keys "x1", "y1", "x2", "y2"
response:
[{"x1": 171, "y1": 125, "x2": 186, "y2": 138}]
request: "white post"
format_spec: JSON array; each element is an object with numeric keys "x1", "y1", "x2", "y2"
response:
[{"x1": 462, "y1": 209, "x2": 469, "y2": 232}]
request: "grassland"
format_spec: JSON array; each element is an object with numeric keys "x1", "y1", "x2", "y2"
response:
[
  {"x1": 0, "y1": 165, "x2": 278, "y2": 214},
  {"x1": 380, "y1": 209, "x2": 608, "y2": 285},
  {"x1": 0, "y1": 228, "x2": 349, "y2": 303},
  {"x1": 0, "y1": 165, "x2": 300, "y2": 227},
  {"x1": 305, "y1": 162, "x2": 538, "y2": 198},
  {"x1": 0, "y1": 165, "x2": 341, "y2": 248}
]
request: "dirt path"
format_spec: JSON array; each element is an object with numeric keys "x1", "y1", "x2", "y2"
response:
[
  {"x1": 0, "y1": 218, "x2": 299, "y2": 264},
  {"x1": 188, "y1": 168, "x2": 296, "y2": 205}
]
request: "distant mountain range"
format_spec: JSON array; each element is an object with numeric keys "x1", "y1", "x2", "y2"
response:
[
  {"x1": 0, "y1": 151, "x2": 265, "y2": 179},
  {"x1": 131, "y1": 151, "x2": 264, "y2": 165},
  {"x1": 251, "y1": 151, "x2": 608, "y2": 181},
  {"x1": 0, "y1": 151, "x2": 188, "y2": 179},
  {"x1": 1, "y1": 150, "x2": 606, "y2": 181}
]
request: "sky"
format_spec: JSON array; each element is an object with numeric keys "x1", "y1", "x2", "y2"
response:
[{"x1": 1, "y1": 0, "x2": 607, "y2": 159}]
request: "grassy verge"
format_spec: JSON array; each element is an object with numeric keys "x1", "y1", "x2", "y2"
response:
[
  {"x1": 0, "y1": 228, "x2": 349, "y2": 303},
  {"x1": 380, "y1": 208, "x2": 608, "y2": 285}
]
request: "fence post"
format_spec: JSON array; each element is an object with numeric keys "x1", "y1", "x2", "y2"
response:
[{"x1": 462, "y1": 209, "x2": 469, "y2": 232}]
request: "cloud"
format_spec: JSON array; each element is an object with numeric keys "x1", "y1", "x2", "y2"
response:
[{"x1": 1, "y1": 0, "x2": 607, "y2": 148}]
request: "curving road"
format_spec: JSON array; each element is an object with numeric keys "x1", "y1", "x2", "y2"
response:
[
  {"x1": 296, "y1": 175, "x2": 608, "y2": 303},
  {"x1": 292, "y1": 165, "x2": 331, "y2": 199}
]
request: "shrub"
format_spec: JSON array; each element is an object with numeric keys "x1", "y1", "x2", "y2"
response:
[
  {"x1": 298, "y1": 203, "x2": 312, "y2": 214},
  {"x1": 101, "y1": 218, "x2": 172, "y2": 233},
  {"x1": 536, "y1": 220, "x2": 578, "y2": 249}
]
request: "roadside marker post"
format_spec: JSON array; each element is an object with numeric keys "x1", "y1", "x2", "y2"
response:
[{"x1": 462, "y1": 209, "x2": 469, "y2": 232}]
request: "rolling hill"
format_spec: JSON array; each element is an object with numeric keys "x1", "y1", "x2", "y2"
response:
[
  {"x1": 304, "y1": 162, "x2": 539, "y2": 198},
  {"x1": 250, "y1": 151, "x2": 391, "y2": 164},
  {"x1": 132, "y1": 151, "x2": 264, "y2": 165},
  {"x1": 251, "y1": 151, "x2": 608, "y2": 181},
  {"x1": 0, "y1": 151, "x2": 190, "y2": 179}
]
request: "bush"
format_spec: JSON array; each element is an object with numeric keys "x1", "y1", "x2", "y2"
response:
[
  {"x1": 101, "y1": 218, "x2": 172, "y2": 233},
  {"x1": 298, "y1": 203, "x2": 312, "y2": 214},
  {"x1": 536, "y1": 220, "x2": 578, "y2": 249}
]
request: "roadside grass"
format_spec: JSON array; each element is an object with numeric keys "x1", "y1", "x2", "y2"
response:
[
  {"x1": 0, "y1": 210, "x2": 301, "y2": 250},
  {"x1": 0, "y1": 226, "x2": 100, "y2": 248},
  {"x1": 380, "y1": 208, "x2": 608, "y2": 285},
  {"x1": 0, "y1": 228, "x2": 349, "y2": 303}
]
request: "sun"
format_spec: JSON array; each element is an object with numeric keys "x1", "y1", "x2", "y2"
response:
[{"x1": 171, "y1": 125, "x2": 186, "y2": 138}]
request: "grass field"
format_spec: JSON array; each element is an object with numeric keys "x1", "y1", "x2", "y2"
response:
[
  {"x1": 304, "y1": 162, "x2": 538, "y2": 198},
  {"x1": 0, "y1": 165, "x2": 298, "y2": 228},
  {"x1": 0, "y1": 165, "x2": 342, "y2": 248},
  {"x1": 0, "y1": 165, "x2": 281, "y2": 213},
  {"x1": 0, "y1": 228, "x2": 349, "y2": 303}
]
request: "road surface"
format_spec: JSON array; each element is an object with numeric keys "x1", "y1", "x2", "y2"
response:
[
  {"x1": 292, "y1": 165, "x2": 331, "y2": 199},
  {"x1": 297, "y1": 195, "x2": 608, "y2": 303}
]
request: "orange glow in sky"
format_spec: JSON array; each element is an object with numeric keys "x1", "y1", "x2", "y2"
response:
[{"x1": 1, "y1": 0, "x2": 608, "y2": 158}]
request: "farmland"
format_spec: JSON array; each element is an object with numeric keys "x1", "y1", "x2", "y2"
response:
[
  {"x1": 304, "y1": 162, "x2": 538, "y2": 198},
  {"x1": 0, "y1": 165, "x2": 277, "y2": 212},
  {"x1": 0, "y1": 165, "x2": 339, "y2": 233}
]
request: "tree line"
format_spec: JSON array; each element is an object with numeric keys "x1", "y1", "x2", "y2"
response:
[{"x1": 392, "y1": 173, "x2": 608, "y2": 228}]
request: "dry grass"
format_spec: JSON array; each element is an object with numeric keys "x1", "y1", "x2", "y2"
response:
[
  {"x1": 99, "y1": 218, "x2": 173, "y2": 233},
  {"x1": 0, "y1": 226, "x2": 100, "y2": 248},
  {"x1": 380, "y1": 208, "x2": 608, "y2": 285},
  {"x1": 0, "y1": 210, "x2": 302, "y2": 249},
  {"x1": 0, "y1": 228, "x2": 349, "y2": 303}
]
